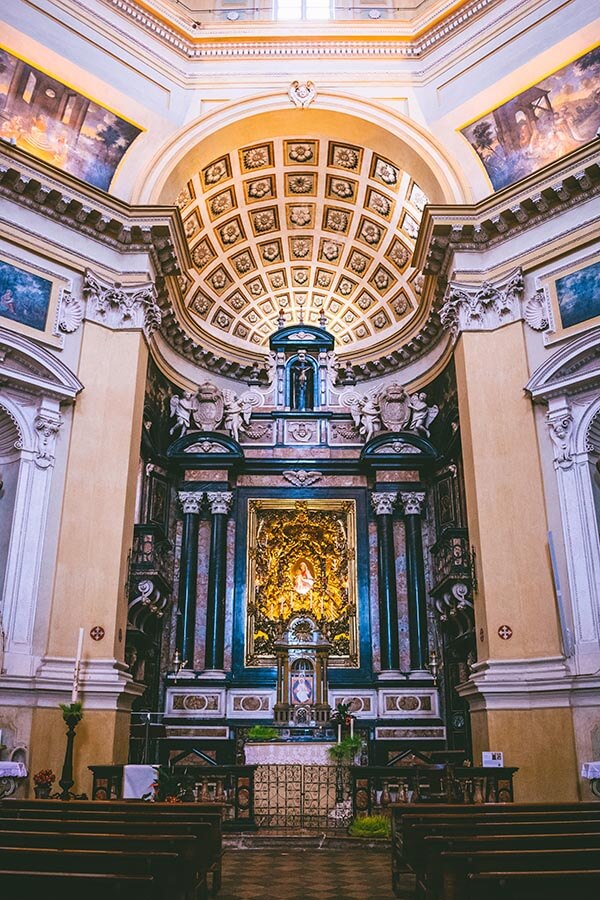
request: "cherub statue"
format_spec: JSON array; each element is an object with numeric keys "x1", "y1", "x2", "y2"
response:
[
  {"x1": 349, "y1": 393, "x2": 382, "y2": 443},
  {"x1": 169, "y1": 391, "x2": 196, "y2": 436},
  {"x1": 222, "y1": 390, "x2": 244, "y2": 443},
  {"x1": 402, "y1": 392, "x2": 439, "y2": 438}
]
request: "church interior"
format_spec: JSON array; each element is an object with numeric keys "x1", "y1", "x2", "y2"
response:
[{"x1": 0, "y1": 0, "x2": 600, "y2": 895}]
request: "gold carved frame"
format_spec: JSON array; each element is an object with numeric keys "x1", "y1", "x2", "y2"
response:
[{"x1": 245, "y1": 498, "x2": 359, "y2": 668}]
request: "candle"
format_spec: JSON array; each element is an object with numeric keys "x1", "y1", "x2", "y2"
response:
[
  {"x1": 71, "y1": 627, "x2": 84, "y2": 703},
  {"x1": 337, "y1": 723, "x2": 341, "y2": 744},
  {"x1": 350, "y1": 718, "x2": 354, "y2": 739}
]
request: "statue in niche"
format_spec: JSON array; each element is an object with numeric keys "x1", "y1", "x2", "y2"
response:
[
  {"x1": 169, "y1": 391, "x2": 196, "y2": 436},
  {"x1": 294, "y1": 560, "x2": 315, "y2": 596},
  {"x1": 290, "y1": 354, "x2": 315, "y2": 411},
  {"x1": 402, "y1": 392, "x2": 439, "y2": 438}
]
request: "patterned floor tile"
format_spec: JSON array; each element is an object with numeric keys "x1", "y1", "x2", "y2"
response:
[{"x1": 219, "y1": 848, "x2": 415, "y2": 899}]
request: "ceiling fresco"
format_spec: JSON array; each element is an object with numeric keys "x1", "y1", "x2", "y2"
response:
[{"x1": 173, "y1": 136, "x2": 428, "y2": 359}]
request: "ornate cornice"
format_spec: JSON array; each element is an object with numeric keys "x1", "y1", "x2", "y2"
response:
[
  {"x1": 0, "y1": 143, "x2": 190, "y2": 278},
  {"x1": 97, "y1": 0, "x2": 499, "y2": 61},
  {"x1": 413, "y1": 144, "x2": 600, "y2": 280}
]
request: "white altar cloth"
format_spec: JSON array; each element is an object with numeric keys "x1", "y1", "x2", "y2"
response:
[
  {"x1": 244, "y1": 742, "x2": 335, "y2": 765},
  {"x1": 123, "y1": 764, "x2": 157, "y2": 799},
  {"x1": 0, "y1": 762, "x2": 27, "y2": 778},
  {"x1": 581, "y1": 761, "x2": 600, "y2": 779}
]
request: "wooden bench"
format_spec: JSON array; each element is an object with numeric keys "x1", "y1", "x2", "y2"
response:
[
  {"x1": 0, "y1": 818, "x2": 218, "y2": 888},
  {"x1": 393, "y1": 804, "x2": 600, "y2": 888},
  {"x1": 390, "y1": 802, "x2": 600, "y2": 897},
  {"x1": 465, "y1": 869, "x2": 600, "y2": 900},
  {"x1": 433, "y1": 848, "x2": 600, "y2": 900},
  {"x1": 0, "y1": 800, "x2": 224, "y2": 892},
  {"x1": 0, "y1": 846, "x2": 202, "y2": 900},
  {"x1": 0, "y1": 870, "x2": 160, "y2": 900},
  {"x1": 420, "y1": 833, "x2": 600, "y2": 899}
]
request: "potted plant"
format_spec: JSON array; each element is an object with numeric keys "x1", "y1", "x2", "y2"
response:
[
  {"x1": 348, "y1": 814, "x2": 391, "y2": 840},
  {"x1": 32, "y1": 769, "x2": 55, "y2": 799},
  {"x1": 246, "y1": 725, "x2": 278, "y2": 741},
  {"x1": 328, "y1": 736, "x2": 362, "y2": 763}
]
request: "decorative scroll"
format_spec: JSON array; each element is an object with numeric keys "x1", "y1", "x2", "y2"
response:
[{"x1": 246, "y1": 499, "x2": 358, "y2": 667}]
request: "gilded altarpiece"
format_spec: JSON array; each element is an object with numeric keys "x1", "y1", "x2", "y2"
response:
[{"x1": 245, "y1": 500, "x2": 359, "y2": 668}]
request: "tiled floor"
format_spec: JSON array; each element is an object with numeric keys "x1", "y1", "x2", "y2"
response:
[{"x1": 219, "y1": 847, "x2": 414, "y2": 899}]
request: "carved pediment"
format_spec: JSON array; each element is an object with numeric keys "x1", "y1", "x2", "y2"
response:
[
  {"x1": 527, "y1": 328, "x2": 600, "y2": 400},
  {"x1": 0, "y1": 329, "x2": 82, "y2": 402}
]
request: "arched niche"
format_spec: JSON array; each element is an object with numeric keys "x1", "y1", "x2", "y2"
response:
[
  {"x1": 0, "y1": 328, "x2": 82, "y2": 677},
  {"x1": 526, "y1": 327, "x2": 600, "y2": 676}
]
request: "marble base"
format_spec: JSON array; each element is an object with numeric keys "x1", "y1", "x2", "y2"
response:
[{"x1": 244, "y1": 741, "x2": 335, "y2": 765}]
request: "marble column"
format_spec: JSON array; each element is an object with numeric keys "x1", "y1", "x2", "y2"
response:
[
  {"x1": 399, "y1": 491, "x2": 429, "y2": 673},
  {"x1": 371, "y1": 492, "x2": 400, "y2": 671},
  {"x1": 176, "y1": 491, "x2": 203, "y2": 667},
  {"x1": 204, "y1": 491, "x2": 233, "y2": 671}
]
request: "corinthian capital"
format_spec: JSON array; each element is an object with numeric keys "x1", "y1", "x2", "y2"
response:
[
  {"x1": 83, "y1": 270, "x2": 161, "y2": 337},
  {"x1": 178, "y1": 490, "x2": 203, "y2": 515},
  {"x1": 206, "y1": 491, "x2": 233, "y2": 516},
  {"x1": 440, "y1": 267, "x2": 523, "y2": 336},
  {"x1": 399, "y1": 491, "x2": 426, "y2": 516},
  {"x1": 371, "y1": 492, "x2": 396, "y2": 516}
]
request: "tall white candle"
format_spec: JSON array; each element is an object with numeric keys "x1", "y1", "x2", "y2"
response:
[
  {"x1": 71, "y1": 627, "x2": 84, "y2": 703},
  {"x1": 350, "y1": 717, "x2": 354, "y2": 739},
  {"x1": 337, "y1": 723, "x2": 341, "y2": 744}
]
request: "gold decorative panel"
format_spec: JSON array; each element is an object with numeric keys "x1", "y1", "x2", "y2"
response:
[{"x1": 245, "y1": 499, "x2": 359, "y2": 667}]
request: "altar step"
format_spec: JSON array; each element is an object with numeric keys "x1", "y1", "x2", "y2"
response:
[{"x1": 224, "y1": 832, "x2": 391, "y2": 851}]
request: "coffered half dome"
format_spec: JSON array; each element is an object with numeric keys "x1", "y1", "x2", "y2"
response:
[{"x1": 156, "y1": 108, "x2": 458, "y2": 370}]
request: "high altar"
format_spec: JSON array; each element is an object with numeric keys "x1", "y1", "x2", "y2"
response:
[{"x1": 126, "y1": 319, "x2": 473, "y2": 769}]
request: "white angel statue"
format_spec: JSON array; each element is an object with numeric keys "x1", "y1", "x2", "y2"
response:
[
  {"x1": 402, "y1": 392, "x2": 439, "y2": 438},
  {"x1": 349, "y1": 393, "x2": 382, "y2": 443},
  {"x1": 169, "y1": 391, "x2": 196, "y2": 436},
  {"x1": 222, "y1": 390, "x2": 244, "y2": 443}
]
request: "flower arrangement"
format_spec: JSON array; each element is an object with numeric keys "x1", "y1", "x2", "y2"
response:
[
  {"x1": 146, "y1": 765, "x2": 196, "y2": 803},
  {"x1": 33, "y1": 769, "x2": 55, "y2": 787}
]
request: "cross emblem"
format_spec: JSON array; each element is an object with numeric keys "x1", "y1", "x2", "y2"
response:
[
  {"x1": 90, "y1": 625, "x2": 105, "y2": 642},
  {"x1": 498, "y1": 625, "x2": 513, "y2": 640}
]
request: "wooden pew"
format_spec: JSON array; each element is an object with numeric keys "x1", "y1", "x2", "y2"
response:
[
  {"x1": 433, "y1": 848, "x2": 600, "y2": 900},
  {"x1": 0, "y1": 818, "x2": 219, "y2": 894},
  {"x1": 0, "y1": 846, "x2": 202, "y2": 900},
  {"x1": 420, "y1": 833, "x2": 600, "y2": 899},
  {"x1": 465, "y1": 869, "x2": 600, "y2": 899},
  {"x1": 396, "y1": 806, "x2": 600, "y2": 879},
  {"x1": 0, "y1": 800, "x2": 224, "y2": 892},
  {"x1": 0, "y1": 870, "x2": 160, "y2": 900},
  {"x1": 390, "y1": 803, "x2": 600, "y2": 896}
]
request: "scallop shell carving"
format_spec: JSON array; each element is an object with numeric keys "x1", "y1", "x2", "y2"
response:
[
  {"x1": 58, "y1": 292, "x2": 84, "y2": 333},
  {"x1": 523, "y1": 289, "x2": 549, "y2": 331}
]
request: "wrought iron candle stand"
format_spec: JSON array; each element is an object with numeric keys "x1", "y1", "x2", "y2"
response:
[{"x1": 54, "y1": 702, "x2": 88, "y2": 800}]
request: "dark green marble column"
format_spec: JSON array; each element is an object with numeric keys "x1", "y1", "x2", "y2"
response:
[
  {"x1": 204, "y1": 491, "x2": 233, "y2": 671},
  {"x1": 176, "y1": 491, "x2": 202, "y2": 668},
  {"x1": 399, "y1": 491, "x2": 429, "y2": 673},
  {"x1": 372, "y1": 492, "x2": 400, "y2": 671}
]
